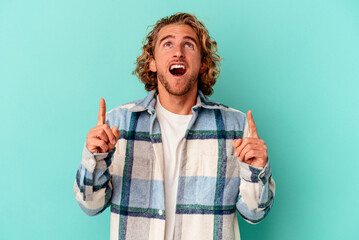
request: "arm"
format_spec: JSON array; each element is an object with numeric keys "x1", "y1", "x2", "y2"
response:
[
  {"x1": 233, "y1": 110, "x2": 275, "y2": 223},
  {"x1": 73, "y1": 146, "x2": 115, "y2": 216},
  {"x1": 73, "y1": 98, "x2": 120, "y2": 216},
  {"x1": 236, "y1": 160, "x2": 275, "y2": 223}
]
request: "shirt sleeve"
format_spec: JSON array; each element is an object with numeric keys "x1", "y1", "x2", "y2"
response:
[
  {"x1": 73, "y1": 144, "x2": 115, "y2": 216},
  {"x1": 236, "y1": 120, "x2": 275, "y2": 224}
]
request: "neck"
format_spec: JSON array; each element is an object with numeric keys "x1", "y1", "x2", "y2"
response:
[{"x1": 157, "y1": 85, "x2": 198, "y2": 115}]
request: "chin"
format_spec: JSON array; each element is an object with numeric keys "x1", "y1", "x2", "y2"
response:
[{"x1": 158, "y1": 71, "x2": 198, "y2": 96}]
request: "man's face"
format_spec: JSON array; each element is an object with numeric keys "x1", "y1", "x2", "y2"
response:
[{"x1": 149, "y1": 24, "x2": 205, "y2": 96}]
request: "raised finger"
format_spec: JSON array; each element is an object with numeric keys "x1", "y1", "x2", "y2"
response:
[
  {"x1": 97, "y1": 98, "x2": 106, "y2": 126},
  {"x1": 247, "y1": 110, "x2": 259, "y2": 138}
]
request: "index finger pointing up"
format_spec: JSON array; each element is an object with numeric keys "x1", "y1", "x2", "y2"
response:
[
  {"x1": 97, "y1": 98, "x2": 106, "y2": 126},
  {"x1": 247, "y1": 110, "x2": 259, "y2": 138}
]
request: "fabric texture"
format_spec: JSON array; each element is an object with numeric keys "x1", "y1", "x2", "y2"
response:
[{"x1": 74, "y1": 90, "x2": 275, "y2": 240}]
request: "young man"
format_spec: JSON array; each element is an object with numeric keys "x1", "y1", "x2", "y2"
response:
[{"x1": 74, "y1": 13, "x2": 275, "y2": 240}]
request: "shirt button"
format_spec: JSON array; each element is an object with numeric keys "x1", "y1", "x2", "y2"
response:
[{"x1": 158, "y1": 209, "x2": 163, "y2": 216}]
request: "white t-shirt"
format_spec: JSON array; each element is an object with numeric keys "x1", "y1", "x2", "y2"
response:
[{"x1": 155, "y1": 96, "x2": 192, "y2": 240}]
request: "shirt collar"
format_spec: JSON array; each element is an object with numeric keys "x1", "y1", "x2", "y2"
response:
[{"x1": 128, "y1": 89, "x2": 229, "y2": 114}]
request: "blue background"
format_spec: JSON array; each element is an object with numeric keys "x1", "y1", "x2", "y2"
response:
[{"x1": 1, "y1": 0, "x2": 358, "y2": 239}]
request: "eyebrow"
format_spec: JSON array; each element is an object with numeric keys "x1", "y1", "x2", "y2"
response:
[{"x1": 158, "y1": 35, "x2": 198, "y2": 46}]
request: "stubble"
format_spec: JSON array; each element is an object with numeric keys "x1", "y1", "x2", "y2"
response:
[{"x1": 157, "y1": 71, "x2": 198, "y2": 97}]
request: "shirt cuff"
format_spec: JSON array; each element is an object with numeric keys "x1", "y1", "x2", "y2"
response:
[
  {"x1": 81, "y1": 143, "x2": 115, "y2": 173},
  {"x1": 239, "y1": 160, "x2": 271, "y2": 184}
]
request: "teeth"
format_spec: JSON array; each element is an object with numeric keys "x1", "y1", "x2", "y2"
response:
[{"x1": 170, "y1": 64, "x2": 185, "y2": 70}]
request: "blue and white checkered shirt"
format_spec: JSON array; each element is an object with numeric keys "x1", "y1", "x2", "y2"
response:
[{"x1": 74, "y1": 90, "x2": 275, "y2": 240}]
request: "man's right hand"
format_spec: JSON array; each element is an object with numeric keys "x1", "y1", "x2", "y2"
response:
[{"x1": 86, "y1": 98, "x2": 121, "y2": 153}]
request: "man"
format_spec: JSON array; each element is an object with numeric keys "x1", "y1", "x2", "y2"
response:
[{"x1": 74, "y1": 12, "x2": 275, "y2": 240}]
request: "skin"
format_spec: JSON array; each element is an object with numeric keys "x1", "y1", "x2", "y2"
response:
[
  {"x1": 232, "y1": 110, "x2": 268, "y2": 168},
  {"x1": 86, "y1": 98, "x2": 120, "y2": 154},
  {"x1": 149, "y1": 24, "x2": 206, "y2": 115},
  {"x1": 86, "y1": 24, "x2": 268, "y2": 168}
]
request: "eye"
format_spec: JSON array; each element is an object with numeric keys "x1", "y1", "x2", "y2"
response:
[
  {"x1": 164, "y1": 42, "x2": 172, "y2": 47},
  {"x1": 185, "y1": 42, "x2": 194, "y2": 48}
]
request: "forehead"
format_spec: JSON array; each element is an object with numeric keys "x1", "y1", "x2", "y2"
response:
[{"x1": 156, "y1": 24, "x2": 199, "y2": 44}]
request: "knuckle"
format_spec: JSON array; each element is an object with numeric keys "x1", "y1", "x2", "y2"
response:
[
  {"x1": 88, "y1": 128, "x2": 97, "y2": 137},
  {"x1": 101, "y1": 130, "x2": 108, "y2": 137},
  {"x1": 96, "y1": 131, "x2": 103, "y2": 139},
  {"x1": 100, "y1": 141, "x2": 107, "y2": 148}
]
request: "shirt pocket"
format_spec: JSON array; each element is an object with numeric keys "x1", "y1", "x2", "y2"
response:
[
  {"x1": 184, "y1": 154, "x2": 240, "y2": 207},
  {"x1": 110, "y1": 151, "x2": 152, "y2": 212}
]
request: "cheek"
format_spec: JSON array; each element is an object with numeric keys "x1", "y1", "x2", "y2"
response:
[
  {"x1": 154, "y1": 53, "x2": 170, "y2": 70},
  {"x1": 193, "y1": 54, "x2": 203, "y2": 70},
  {"x1": 156, "y1": 60, "x2": 167, "y2": 72}
]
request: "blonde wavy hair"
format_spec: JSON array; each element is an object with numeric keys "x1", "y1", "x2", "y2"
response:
[{"x1": 133, "y1": 12, "x2": 221, "y2": 96}]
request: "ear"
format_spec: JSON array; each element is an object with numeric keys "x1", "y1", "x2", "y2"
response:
[
  {"x1": 149, "y1": 56, "x2": 157, "y2": 72},
  {"x1": 199, "y1": 58, "x2": 207, "y2": 74}
]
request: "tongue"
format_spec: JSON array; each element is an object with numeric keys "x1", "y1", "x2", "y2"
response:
[{"x1": 170, "y1": 68, "x2": 186, "y2": 76}]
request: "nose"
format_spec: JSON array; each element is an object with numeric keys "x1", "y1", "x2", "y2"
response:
[{"x1": 173, "y1": 44, "x2": 184, "y2": 58}]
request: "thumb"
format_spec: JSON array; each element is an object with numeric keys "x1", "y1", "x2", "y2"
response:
[
  {"x1": 232, "y1": 139, "x2": 242, "y2": 148},
  {"x1": 97, "y1": 98, "x2": 106, "y2": 126},
  {"x1": 112, "y1": 126, "x2": 120, "y2": 140}
]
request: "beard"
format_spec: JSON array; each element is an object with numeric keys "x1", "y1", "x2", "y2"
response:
[{"x1": 157, "y1": 71, "x2": 198, "y2": 97}]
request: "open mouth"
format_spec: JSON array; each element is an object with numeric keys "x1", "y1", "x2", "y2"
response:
[{"x1": 169, "y1": 63, "x2": 187, "y2": 76}]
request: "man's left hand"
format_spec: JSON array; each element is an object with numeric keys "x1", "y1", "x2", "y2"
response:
[{"x1": 232, "y1": 110, "x2": 268, "y2": 168}]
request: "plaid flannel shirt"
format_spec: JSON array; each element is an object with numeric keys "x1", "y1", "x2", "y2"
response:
[{"x1": 74, "y1": 90, "x2": 275, "y2": 240}]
